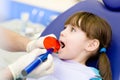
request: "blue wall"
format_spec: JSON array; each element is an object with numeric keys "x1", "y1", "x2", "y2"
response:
[{"x1": 5, "y1": 1, "x2": 61, "y2": 27}]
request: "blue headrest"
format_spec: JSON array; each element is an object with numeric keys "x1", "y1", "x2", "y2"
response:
[
  {"x1": 103, "y1": 0, "x2": 120, "y2": 11},
  {"x1": 41, "y1": 0, "x2": 120, "y2": 80}
]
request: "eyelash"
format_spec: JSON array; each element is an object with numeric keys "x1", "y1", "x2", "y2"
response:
[
  {"x1": 71, "y1": 27, "x2": 76, "y2": 32},
  {"x1": 63, "y1": 26, "x2": 76, "y2": 32},
  {"x1": 64, "y1": 27, "x2": 66, "y2": 29}
]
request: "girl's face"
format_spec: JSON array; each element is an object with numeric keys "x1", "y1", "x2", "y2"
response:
[{"x1": 58, "y1": 24, "x2": 90, "y2": 61}]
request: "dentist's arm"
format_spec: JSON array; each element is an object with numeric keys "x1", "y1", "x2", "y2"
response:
[
  {"x1": 0, "y1": 27, "x2": 56, "y2": 52},
  {"x1": 0, "y1": 27, "x2": 30, "y2": 52}
]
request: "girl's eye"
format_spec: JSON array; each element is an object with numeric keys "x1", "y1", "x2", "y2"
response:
[
  {"x1": 71, "y1": 27, "x2": 76, "y2": 32},
  {"x1": 64, "y1": 27, "x2": 66, "y2": 30}
]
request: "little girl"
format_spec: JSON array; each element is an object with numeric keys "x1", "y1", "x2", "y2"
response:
[{"x1": 27, "y1": 11, "x2": 112, "y2": 80}]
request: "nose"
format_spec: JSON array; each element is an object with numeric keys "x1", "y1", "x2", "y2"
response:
[
  {"x1": 60, "y1": 29, "x2": 66, "y2": 37},
  {"x1": 60, "y1": 30, "x2": 64, "y2": 36}
]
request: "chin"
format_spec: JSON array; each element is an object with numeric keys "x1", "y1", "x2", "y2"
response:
[{"x1": 58, "y1": 54, "x2": 64, "y2": 59}]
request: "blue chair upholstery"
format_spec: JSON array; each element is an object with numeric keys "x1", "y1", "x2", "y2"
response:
[
  {"x1": 103, "y1": 0, "x2": 120, "y2": 11},
  {"x1": 41, "y1": 0, "x2": 120, "y2": 80}
]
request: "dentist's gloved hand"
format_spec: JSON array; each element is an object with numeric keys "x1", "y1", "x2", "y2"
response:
[
  {"x1": 26, "y1": 34, "x2": 56, "y2": 52},
  {"x1": 8, "y1": 49, "x2": 54, "y2": 80}
]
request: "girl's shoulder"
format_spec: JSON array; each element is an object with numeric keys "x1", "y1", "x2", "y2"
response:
[{"x1": 89, "y1": 67, "x2": 102, "y2": 80}]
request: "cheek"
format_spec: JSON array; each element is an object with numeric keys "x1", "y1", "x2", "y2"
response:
[
  {"x1": 58, "y1": 51, "x2": 77, "y2": 60},
  {"x1": 67, "y1": 40, "x2": 80, "y2": 51},
  {"x1": 58, "y1": 44, "x2": 79, "y2": 60},
  {"x1": 58, "y1": 37, "x2": 85, "y2": 59}
]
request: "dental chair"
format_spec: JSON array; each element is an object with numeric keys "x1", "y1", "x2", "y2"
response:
[{"x1": 40, "y1": 0, "x2": 120, "y2": 80}]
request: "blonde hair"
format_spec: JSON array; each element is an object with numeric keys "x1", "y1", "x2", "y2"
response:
[{"x1": 65, "y1": 11, "x2": 112, "y2": 80}]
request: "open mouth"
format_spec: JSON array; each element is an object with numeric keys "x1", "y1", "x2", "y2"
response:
[{"x1": 60, "y1": 41, "x2": 65, "y2": 48}]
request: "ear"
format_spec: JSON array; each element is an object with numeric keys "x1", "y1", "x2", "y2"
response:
[{"x1": 85, "y1": 39, "x2": 100, "y2": 53}]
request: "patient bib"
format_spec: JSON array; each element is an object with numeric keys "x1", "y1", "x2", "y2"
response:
[{"x1": 27, "y1": 54, "x2": 101, "y2": 80}]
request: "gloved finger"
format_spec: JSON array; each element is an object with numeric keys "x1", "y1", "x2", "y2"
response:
[
  {"x1": 37, "y1": 34, "x2": 57, "y2": 48},
  {"x1": 31, "y1": 48, "x2": 47, "y2": 57},
  {"x1": 26, "y1": 34, "x2": 57, "y2": 52},
  {"x1": 39, "y1": 54, "x2": 53, "y2": 70},
  {"x1": 25, "y1": 49, "x2": 47, "y2": 65},
  {"x1": 26, "y1": 40, "x2": 38, "y2": 52},
  {"x1": 33, "y1": 54, "x2": 53, "y2": 72},
  {"x1": 47, "y1": 34, "x2": 57, "y2": 38},
  {"x1": 28, "y1": 54, "x2": 53, "y2": 78},
  {"x1": 34, "y1": 62, "x2": 54, "y2": 78},
  {"x1": 44, "y1": 61, "x2": 54, "y2": 75}
]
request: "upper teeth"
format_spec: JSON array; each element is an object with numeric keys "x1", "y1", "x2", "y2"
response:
[{"x1": 60, "y1": 41, "x2": 65, "y2": 48}]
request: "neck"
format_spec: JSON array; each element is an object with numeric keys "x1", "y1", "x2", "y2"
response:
[
  {"x1": 74, "y1": 57, "x2": 88, "y2": 65},
  {"x1": 72, "y1": 52, "x2": 90, "y2": 65}
]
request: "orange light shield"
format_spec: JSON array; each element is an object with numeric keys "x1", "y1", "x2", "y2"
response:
[{"x1": 43, "y1": 36, "x2": 60, "y2": 53}]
